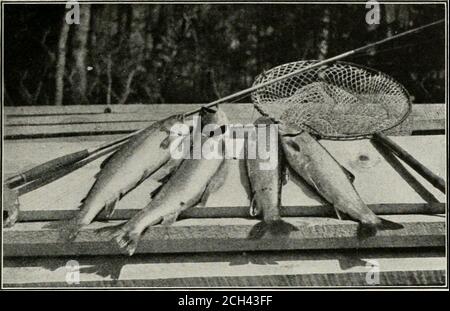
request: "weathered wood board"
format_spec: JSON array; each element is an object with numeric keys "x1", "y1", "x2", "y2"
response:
[
  {"x1": 3, "y1": 249, "x2": 445, "y2": 287},
  {"x1": 4, "y1": 135, "x2": 445, "y2": 222},
  {"x1": 3, "y1": 214, "x2": 445, "y2": 257},
  {"x1": 2, "y1": 103, "x2": 446, "y2": 287},
  {"x1": 4, "y1": 103, "x2": 444, "y2": 138}
]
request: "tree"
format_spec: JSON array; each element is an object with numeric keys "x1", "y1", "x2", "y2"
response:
[
  {"x1": 71, "y1": 4, "x2": 91, "y2": 104},
  {"x1": 54, "y1": 14, "x2": 70, "y2": 106}
]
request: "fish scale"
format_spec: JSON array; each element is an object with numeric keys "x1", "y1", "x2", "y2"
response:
[
  {"x1": 63, "y1": 114, "x2": 190, "y2": 241},
  {"x1": 109, "y1": 107, "x2": 230, "y2": 256},
  {"x1": 280, "y1": 128, "x2": 403, "y2": 237},
  {"x1": 245, "y1": 117, "x2": 298, "y2": 238}
]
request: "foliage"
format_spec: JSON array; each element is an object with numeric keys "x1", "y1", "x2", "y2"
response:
[{"x1": 3, "y1": 3, "x2": 445, "y2": 105}]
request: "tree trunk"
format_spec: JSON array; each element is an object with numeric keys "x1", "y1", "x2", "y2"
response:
[
  {"x1": 72, "y1": 4, "x2": 91, "y2": 104},
  {"x1": 54, "y1": 14, "x2": 70, "y2": 106},
  {"x1": 317, "y1": 9, "x2": 331, "y2": 60}
]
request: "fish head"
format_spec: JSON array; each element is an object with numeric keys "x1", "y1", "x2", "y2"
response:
[
  {"x1": 162, "y1": 114, "x2": 186, "y2": 129},
  {"x1": 162, "y1": 114, "x2": 194, "y2": 150},
  {"x1": 280, "y1": 135, "x2": 302, "y2": 158},
  {"x1": 278, "y1": 121, "x2": 304, "y2": 137},
  {"x1": 200, "y1": 106, "x2": 229, "y2": 138}
]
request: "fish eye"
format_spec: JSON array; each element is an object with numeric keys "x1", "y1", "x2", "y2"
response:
[{"x1": 287, "y1": 140, "x2": 301, "y2": 152}]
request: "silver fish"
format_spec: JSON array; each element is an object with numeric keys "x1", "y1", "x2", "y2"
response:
[
  {"x1": 245, "y1": 117, "x2": 297, "y2": 238},
  {"x1": 109, "y1": 107, "x2": 230, "y2": 255},
  {"x1": 280, "y1": 128, "x2": 402, "y2": 236},
  {"x1": 64, "y1": 114, "x2": 190, "y2": 240}
]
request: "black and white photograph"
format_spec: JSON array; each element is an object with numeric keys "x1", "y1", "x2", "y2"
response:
[{"x1": 1, "y1": 0, "x2": 447, "y2": 289}]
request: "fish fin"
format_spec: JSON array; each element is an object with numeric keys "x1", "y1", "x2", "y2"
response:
[
  {"x1": 119, "y1": 167, "x2": 162, "y2": 200},
  {"x1": 110, "y1": 225, "x2": 142, "y2": 256},
  {"x1": 305, "y1": 173, "x2": 321, "y2": 195},
  {"x1": 139, "y1": 168, "x2": 154, "y2": 184},
  {"x1": 99, "y1": 149, "x2": 119, "y2": 170},
  {"x1": 206, "y1": 160, "x2": 229, "y2": 193},
  {"x1": 239, "y1": 158, "x2": 253, "y2": 200},
  {"x1": 340, "y1": 165, "x2": 355, "y2": 183},
  {"x1": 201, "y1": 106, "x2": 218, "y2": 114},
  {"x1": 159, "y1": 136, "x2": 171, "y2": 149},
  {"x1": 357, "y1": 223, "x2": 378, "y2": 240},
  {"x1": 334, "y1": 207, "x2": 344, "y2": 220},
  {"x1": 198, "y1": 160, "x2": 229, "y2": 207},
  {"x1": 249, "y1": 195, "x2": 261, "y2": 217},
  {"x1": 281, "y1": 166, "x2": 290, "y2": 186},
  {"x1": 154, "y1": 157, "x2": 184, "y2": 184},
  {"x1": 94, "y1": 221, "x2": 127, "y2": 238},
  {"x1": 161, "y1": 212, "x2": 179, "y2": 226},
  {"x1": 149, "y1": 183, "x2": 165, "y2": 199},
  {"x1": 80, "y1": 150, "x2": 125, "y2": 209},
  {"x1": 156, "y1": 171, "x2": 174, "y2": 185},
  {"x1": 58, "y1": 218, "x2": 84, "y2": 242},
  {"x1": 151, "y1": 159, "x2": 183, "y2": 183},
  {"x1": 103, "y1": 199, "x2": 118, "y2": 218},
  {"x1": 149, "y1": 163, "x2": 179, "y2": 199},
  {"x1": 376, "y1": 217, "x2": 404, "y2": 230},
  {"x1": 248, "y1": 220, "x2": 298, "y2": 239}
]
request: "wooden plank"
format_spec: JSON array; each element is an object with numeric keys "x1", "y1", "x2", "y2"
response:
[
  {"x1": 5, "y1": 104, "x2": 203, "y2": 116},
  {"x1": 3, "y1": 214, "x2": 445, "y2": 257},
  {"x1": 5, "y1": 104, "x2": 256, "y2": 125},
  {"x1": 5, "y1": 103, "x2": 442, "y2": 126},
  {"x1": 3, "y1": 249, "x2": 445, "y2": 287},
  {"x1": 12, "y1": 203, "x2": 446, "y2": 222},
  {"x1": 3, "y1": 104, "x2": 256, "y2": 139},
  {"x1": 4, "y1": 103, "x2": 444, "y2": 119},
  {"x1": 410, "y1": 103, "x2": 447, "y2": 131},
  {"x1": 3, "y1": 104, "x2": 443, "y2": 138},
  {"x1": 4, "y1": 136, "x2": 445, "y2": 222}
]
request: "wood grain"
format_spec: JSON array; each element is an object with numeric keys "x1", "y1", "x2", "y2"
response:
[
  {"x1": 4, "y1": 136, "x2": 445, "y2": 222},
  {"x1": 12, "y1": 203, "x2": 446, "y2": 222},
  {"x1": 3, "y1": 215, "x2": 445, "y2": 257},
  {"x1": 4, "y1": 104, "x2": 444, "y2": 139},
  {"x1": 3, "y1": 249, "x2": 445, "y2": 287},
  {"x1": 3, "y1": 103, "x2": 446, "y2": 288}
]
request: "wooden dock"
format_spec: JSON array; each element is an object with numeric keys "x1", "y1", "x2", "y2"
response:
[{"x1": 2, "y1": 103, "x2": 446, "y2": 287}]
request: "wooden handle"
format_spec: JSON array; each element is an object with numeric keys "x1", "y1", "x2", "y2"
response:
[
  {"x1": 6, "y1": 150, "x2": 89, "y2": 187},
  {"x1": 6, "y1": 130, "x2": 138, "y2": 189},
  {"x1": 372, "y1": 133, "x2": 445, "y2": 193},
  {"x1": 17, "y1": 144, "x2": 122, "y2": 196}
]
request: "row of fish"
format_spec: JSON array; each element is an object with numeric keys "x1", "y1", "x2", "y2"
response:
[{"x1": 63, "y1": 106, "x2": 400, "y2": 255}]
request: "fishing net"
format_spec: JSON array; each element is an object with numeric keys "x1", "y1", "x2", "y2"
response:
[{"x1": 251, "y1": 61, "x2": 411, "y2": 140}]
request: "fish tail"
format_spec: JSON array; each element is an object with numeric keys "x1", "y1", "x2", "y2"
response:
[
  {"x1": 109, "y1": 224, "x2": 142, "y2": 256},
  {"x1": 267, "y1": 219, "x2": 299, "y2": 235},
  {"x1": 357, "y1": 216, "x2": 404, "y2": 240},
  {"x1": 249, "y1": 219, "x2": 298, "y2": 239},
  {"x1": 60, "y1": 199, "x2": 96, "y2": 241},
  {"x1": 60, "y1": 218, "x2": 85, "y2": 242}
]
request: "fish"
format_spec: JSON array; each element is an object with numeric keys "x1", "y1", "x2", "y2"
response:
[
  {"x1": 63, "y1": 113, "x2": 191, "y2": 240},
  {"x1": 280, "y1": 127, "x2": 403, "y2": 237},
  {"x1": 245, "y1": 117, "x2": 297, "y2": 239},
  {"x1": 108, "y1": 107, "x2": 230, "y2": 255}
]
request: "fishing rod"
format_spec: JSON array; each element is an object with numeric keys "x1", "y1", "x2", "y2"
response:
[
  {"x1": 5, "y1": 128, "x2": 144, "y2": 188},
  {"x1": 5, "y1": 18, "x2": 444, "y2": 189}
]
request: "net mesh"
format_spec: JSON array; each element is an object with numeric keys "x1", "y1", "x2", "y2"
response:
[{"x1": 251, "y1": 61, "x2": 411, "y2": 140}]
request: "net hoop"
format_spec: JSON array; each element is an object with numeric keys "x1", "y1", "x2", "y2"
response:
[{"x1": 251, "y1": 60, "x2": 411, "y2": 140}]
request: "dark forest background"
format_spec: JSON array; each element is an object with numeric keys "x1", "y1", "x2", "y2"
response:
[{"x1": 3, "y1": 3, "x2": 445, "y2": 106}]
